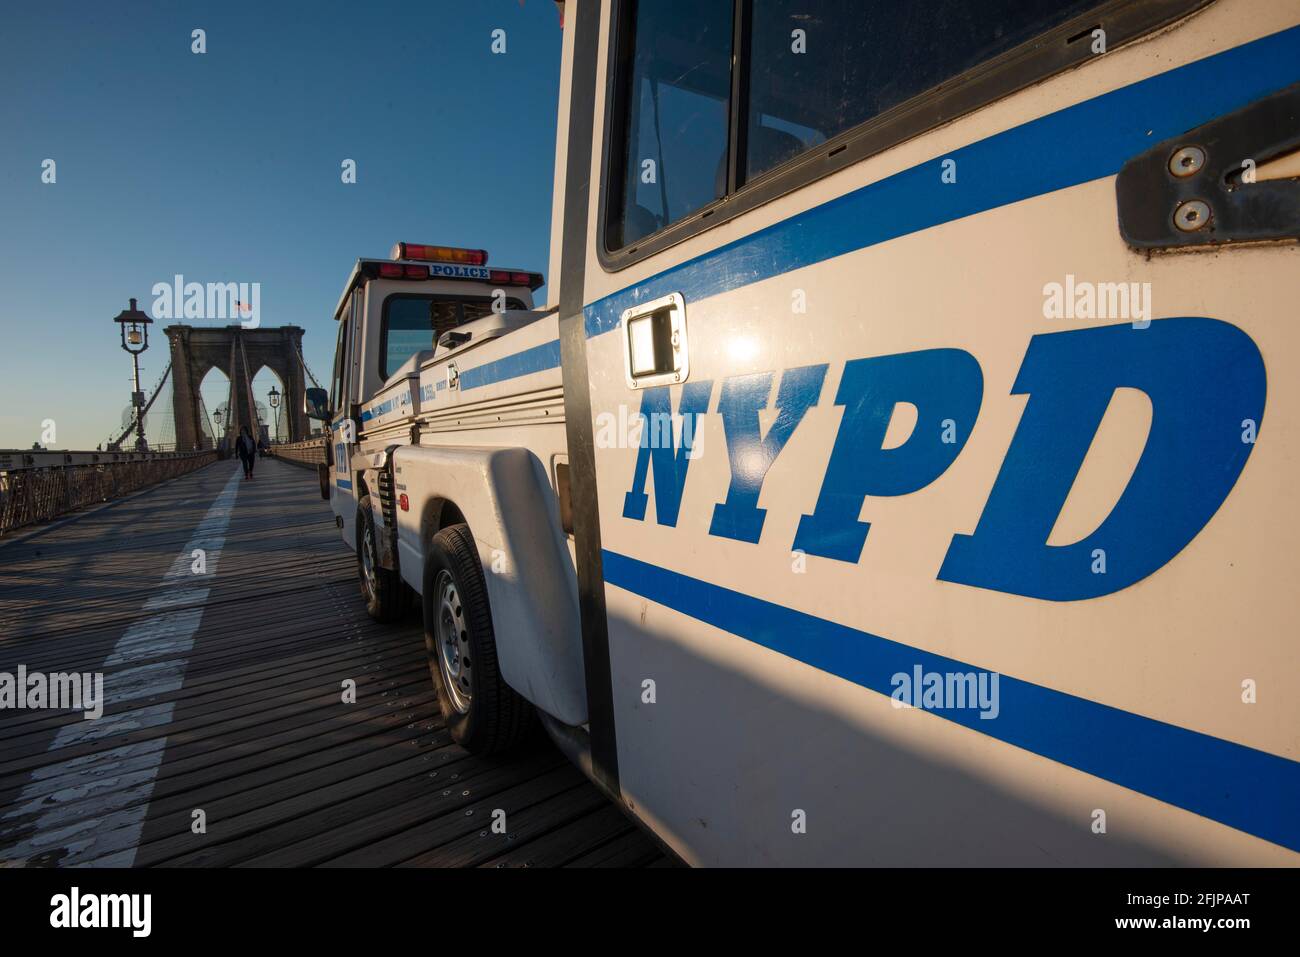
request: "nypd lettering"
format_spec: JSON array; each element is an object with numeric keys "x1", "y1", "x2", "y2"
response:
[{"x1": 620, "y1": 318, "x2": 1266, "y2": 602}]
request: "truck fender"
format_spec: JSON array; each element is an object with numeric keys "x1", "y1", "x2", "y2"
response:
[{"x1": 392, "y1": 444, "x2": 586, "y2": 726}]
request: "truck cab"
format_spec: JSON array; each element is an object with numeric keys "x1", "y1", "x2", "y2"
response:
[{"x1": 319, "y1": 243, "x2": 544, "y2": 548}]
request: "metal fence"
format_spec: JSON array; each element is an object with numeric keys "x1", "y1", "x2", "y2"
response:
[
  {"x1": 270, "y1": 439, "x2": 327, "y2": 470},
  {"x1": 0, "y1": 450, "x2": 217, "y2": 538}
]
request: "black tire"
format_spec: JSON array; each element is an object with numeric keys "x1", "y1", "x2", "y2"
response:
[
  {"x1": 318, "y1": 463, "x2": 330, "y2": 500},
  {"x1": 422, "y1": 523, "x2": 532, "y2": 754},
  {"x1": 356, "y1": 495, "x2": 408, "y2": 622}
]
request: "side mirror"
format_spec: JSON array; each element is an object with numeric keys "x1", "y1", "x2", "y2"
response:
[{"x1": 305, "y1": 387, "x2": 330, "y2": 421}]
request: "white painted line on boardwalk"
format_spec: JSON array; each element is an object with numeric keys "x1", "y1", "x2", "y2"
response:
[
  {"x1": 104, "y1": 609, "x2": 204, "y2": 665},
  {"x1": 0, "y1": 468, "x2": 242, "y2": 867}
]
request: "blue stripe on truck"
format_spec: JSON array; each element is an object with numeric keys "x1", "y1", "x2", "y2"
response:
[
  {"x1": 601, "y1": 548, "x2": 1300, "y2": 853},
  {"x1": 583, "y1": 25, "x2": 1300, "y2": 339},
  {"x1": 360, "y1": 398, "x2": 397, "y2": 422},
  {"x1": 459, "y1": 339, "x2": 562, "y2": 391}
]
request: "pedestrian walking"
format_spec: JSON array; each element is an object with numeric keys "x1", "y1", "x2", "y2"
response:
[{"x1": 236, "y1": 426, "x2": 258, "y2": 480}]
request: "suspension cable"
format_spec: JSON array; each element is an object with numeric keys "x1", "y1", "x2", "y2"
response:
[
  {"x1": 109, "y1": 362, "x2": 172, "y2": 448},
  {"x1": 238, "y1": 336, "x2": 260, "y2": 438},
  {"x1": 295, "y1": 342, "x2": 322, "y2": 389}
]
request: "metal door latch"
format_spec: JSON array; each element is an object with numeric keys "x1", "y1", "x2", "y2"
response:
[{"x1": 621, "y1": 292, "x2": 689, "y2": 389}]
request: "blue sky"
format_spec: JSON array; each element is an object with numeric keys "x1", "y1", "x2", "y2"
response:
[{"x1": 0, "y1": 0, "x2": 562, "y2": 449}]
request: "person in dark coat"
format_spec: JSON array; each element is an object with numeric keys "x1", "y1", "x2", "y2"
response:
[{"x1": 235, "y1": 426, "x2": 258, "y2": 479}]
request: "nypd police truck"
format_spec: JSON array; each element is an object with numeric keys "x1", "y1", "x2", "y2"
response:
[{"x1": 309, "y1": 0, "x2": 1300, "y2": 865}]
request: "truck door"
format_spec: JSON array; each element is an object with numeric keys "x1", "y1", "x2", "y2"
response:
[
  {"x1": 330, "y1": 289, "x2": 361, "y2": 546},
  {"x1": 560, "y1": 0, "x2": 1300, "y2": 865}
]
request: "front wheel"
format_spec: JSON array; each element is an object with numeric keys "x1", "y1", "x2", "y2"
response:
[
  {"x1": 423, "y1": 523, "x2": 532, "y2": 754},
  {"x1": 357, "y1": 495, "x2": 408, "y2": 622}
]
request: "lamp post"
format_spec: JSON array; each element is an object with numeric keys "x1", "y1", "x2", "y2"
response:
[
  {"x1": 213, "y1": 409, "x2": 223, "y2": 449},
  {"x1": 112, "y1": 298, "x2": 153, "y2": 452},
  {"x1": 268, "y1": 386, "x2": 281, "y2": 443}
]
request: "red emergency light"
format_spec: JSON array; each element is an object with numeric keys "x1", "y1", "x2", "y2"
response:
[
  {"x1": 391, "y1": 243, "x2": 489, "y2": 266},
  {"x1": 377, "y1": 262, "x2": 431, "y2": 279},
  {"x1": 490, "y1": 269, "x2": 538, "y2": 286}
]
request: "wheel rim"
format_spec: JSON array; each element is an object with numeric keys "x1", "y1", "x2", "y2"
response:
[
  {"x1": 434, "y1": 570, "x2": 473, "y2": 714},
  {"x1": 361, "y1": 523, "x2": 378, "y2": 602}
]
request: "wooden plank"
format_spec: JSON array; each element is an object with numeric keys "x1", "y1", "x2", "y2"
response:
[
  {"x1": 564, "y1": 827, "x2": 669, "y2": 868},
  {"x1": 398, "y1": 784, "x2": 611, "y2": 868},
  {"x1": 319, "y1": 763, "x2": 587, "y2": 868},
  {"x1": 480, "y1": 804, "x2": 637, "y2": 868}
]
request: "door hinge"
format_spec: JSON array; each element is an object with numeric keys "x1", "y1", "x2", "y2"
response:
[{"x1": 1116, "y1": 82, "x2": 1300, "y2": 250}]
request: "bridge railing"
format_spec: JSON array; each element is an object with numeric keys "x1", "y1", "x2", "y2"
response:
[
  {"x1": 0, "y1": 450, "x2": 217, "y2": 538},
  {"x1": 270, "y1": 439, "x2": 327, "y2": 470}
]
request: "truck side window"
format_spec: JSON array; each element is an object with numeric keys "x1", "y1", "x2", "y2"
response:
[
  {"x1": 329, "y1": 318, "x2": 348, "y2": 417},
  {"x1": 605, "y1": 0, "x2": 1112, "y2": 256},
  {"x1": 746, "y1": 0, "x2": 1104, "y2": 181},
  {"x1": 381, "y1": 297, "x2": 436, "y2": 377},
  {"x1": 608, "y1": 0, "x2": 733, "y2": 249}
]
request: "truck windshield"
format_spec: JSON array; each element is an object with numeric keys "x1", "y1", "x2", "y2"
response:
[{"x1": 381, "y1": 294, "x2": 527, "y2": 377}]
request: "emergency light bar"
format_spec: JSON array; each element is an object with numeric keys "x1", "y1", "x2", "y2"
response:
[{"x1": 391, "y1": 243, "x2": 489, "y2": 266}]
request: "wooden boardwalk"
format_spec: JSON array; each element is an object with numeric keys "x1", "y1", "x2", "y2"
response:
[{"x1": 0, "y1": 458, "x2": 666, "y2": 868}]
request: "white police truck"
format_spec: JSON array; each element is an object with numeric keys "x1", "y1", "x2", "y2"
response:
[{"x1": 311, "y1": 0, "x2": 1300, "y2": 865}]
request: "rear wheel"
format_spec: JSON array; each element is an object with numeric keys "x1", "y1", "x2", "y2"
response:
[
  {"x1": 356, "y1": 495, "x2": 408, "y2": 622},
  {"x1": 423, "y1": 523, "x2": 532, "y2": 753}
]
